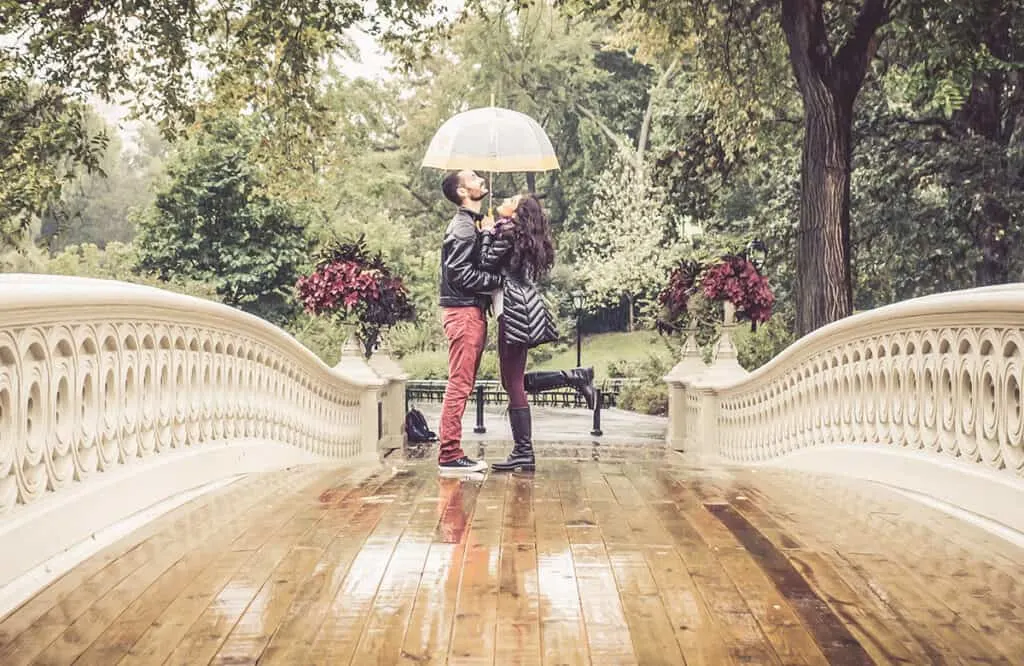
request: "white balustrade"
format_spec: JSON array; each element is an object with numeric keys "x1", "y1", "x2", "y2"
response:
[
  {"x1": 0, "y1": 274, "x2": 392, "y2": 587},
  {"x1": 667, "y1": 285, "x2": 1024, "y2": 532}
]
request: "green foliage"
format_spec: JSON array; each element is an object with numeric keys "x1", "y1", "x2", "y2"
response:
[
  {"x1": 574, "y1": 0, "x2": 1024, "y2": 334},
  {"x1": 0, "y1": 0, "x2": 430, "y2": 134},
  {"x1": 573, "y1": 151, "x2": 690, "y2": 308},
  {"x1": 6, "y1": 0, "x2": 1022, "y2": 371},
  {"x1": 287, "y1": 311, "x2": 343, "y2": 365},
  {"x1": 40, "y1": 123, "x2": 167, "y2": 250},
  {"x1": 1, "y1": 0, "x2": 433, "y2": 243},
  {"x1": 394, "y1": 347, "x2": 500, "y2": 381},
  {"x1": 0, "y1": 64, "x2": 107, "y2": 246},
  {"x1": 733, "y1": 313, "x2": 797, "y2": 372},
  {"x1": 1, "y1": 240, "x2": 220, "y2": 301},
  {"x1": 617, "y1": 382, "x2": 669, "y2": 416},
  {"x1": 44, "y1": 241, "x2": 141, "y2": 281},
  {"x1": 614, "y1": 355, "x2": 670, "y2": 416},
  {"x1": 134, "y1": 118, "x2": 310, "y2": 325},
  {"x1": 396, "y1": 349, "x2": 450, "y2": 380},
  {"x1": 537, "y1": 330, "x2": 672, "y2": 379}
]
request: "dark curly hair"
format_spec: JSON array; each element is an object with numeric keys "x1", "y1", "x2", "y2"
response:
[{"x1": 509, "y1": 195, "x2": 555, "y2": 281}]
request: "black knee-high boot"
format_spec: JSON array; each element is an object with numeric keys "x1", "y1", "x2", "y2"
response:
[
  {"x1": 491, "y1": 407, "x2": 534, "y2": 472},
  {"x1": 523, "y1": 367, "x2": 597, "y2": 409}
]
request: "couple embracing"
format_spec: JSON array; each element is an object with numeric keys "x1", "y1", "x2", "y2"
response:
[{"x1": 436, "y1": 170, "x2": 596, "y2": 475}]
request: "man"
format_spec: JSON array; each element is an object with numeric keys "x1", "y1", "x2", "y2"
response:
[{"x1": 436, "y1": 170, "x2": 502, "y2": 473}]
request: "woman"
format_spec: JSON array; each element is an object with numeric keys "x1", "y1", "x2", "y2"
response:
[{"x1": 480, "y1": 195, "x2": 596, "y2": 472}]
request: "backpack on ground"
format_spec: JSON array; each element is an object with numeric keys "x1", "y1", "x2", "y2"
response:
[{"x1": 405, "y1": 408, "x2": 437, "y2": 443}]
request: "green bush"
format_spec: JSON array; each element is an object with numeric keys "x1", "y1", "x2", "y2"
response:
[
  {"x1": 614, "y1": 354, "x2": 670, "y2": 416},
  {"x1": 733, "y1": 314, "x2": 796, "y2": 371},
  {"x1": 288, "y1": 312, "x2": 348, "y2": 365},
  {"x1": 385, "y1": 315, "x2": 445, "y2": 356},
  {"x1": 396, "y1": 349, "x2": 449, "y2": 379},
  {"x1": 606, "y1": 358, "x2": 635, "y2": 378},
  {"x1": 617, "y1": 382, "x2": 669, "y2": 416},
  {"x1": 395, "y1": 347, "x2": 500, "y2": 381}
]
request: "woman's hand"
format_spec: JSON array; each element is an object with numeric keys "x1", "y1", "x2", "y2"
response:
[{"x1": 495, "y1": 218, "x2": 516, "y2": 237}]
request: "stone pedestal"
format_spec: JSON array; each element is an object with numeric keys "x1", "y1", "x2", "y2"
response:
[
  {"x1": 368, "y1": 340, "x2": 409, "y2": 452},
  {"x1": 333, "y1": 335, "x2": 386, "y2": 458},
  {"x1": 698, "y1": 300, "x2": 749, "y2": 387},
  {"x1": 664, "y1": 326, "x2": 707, "y2": 450}
]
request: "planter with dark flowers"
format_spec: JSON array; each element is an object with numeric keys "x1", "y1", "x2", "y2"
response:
[{"x1": 296, "y1": 236, "x2": 416, "y2": 360}]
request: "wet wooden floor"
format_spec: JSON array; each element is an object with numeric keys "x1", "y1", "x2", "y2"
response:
[{"x1": 1, "y1": 456, "x2": 1022, "y2": 665}]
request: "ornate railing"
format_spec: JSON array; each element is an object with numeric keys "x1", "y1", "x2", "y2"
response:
[
  {"x1": 666, "y1": 285, "x2": 1024, "y2": 532},
  {"x1": 0, "y1": 274, "x2": 399, "y2": 587}
]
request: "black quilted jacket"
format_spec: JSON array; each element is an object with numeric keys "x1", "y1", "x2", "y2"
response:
[{"x1": 480, "y1": 228, "x2": 558, "y2": 347}]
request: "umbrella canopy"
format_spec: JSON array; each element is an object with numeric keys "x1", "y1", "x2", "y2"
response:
[{"x1": 421, "y1": 106, "x2": 560, "y2": 173}]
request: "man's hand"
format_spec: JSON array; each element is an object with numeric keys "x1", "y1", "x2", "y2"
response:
[{"x1": 479, "y1": 214, "x2": 496, "y2": 231}]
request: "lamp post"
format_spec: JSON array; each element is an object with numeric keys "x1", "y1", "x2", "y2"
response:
[
  {"x1": 571, "y1": 290, "x2": 585, "y2": 368},
  {"x1": 746, "y1": 238, "x2": 768, "y2": 272}
]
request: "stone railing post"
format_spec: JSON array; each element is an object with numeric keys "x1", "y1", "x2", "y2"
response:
[
  {"x1": 692, "y1": 383, "x2": 724, "y2": 461},
  {"x1": 687, "y1": 301, "x2": 750, "y2": 461},
  {"x1": 368, "y1": 339, "x2": 409, "y2": 453},
  {"x1": 664, "y1": 324, "x2": 707, "y2": 449},
  {"x1": 333, "y1": 335, "x2": 386, "y2": 462}
]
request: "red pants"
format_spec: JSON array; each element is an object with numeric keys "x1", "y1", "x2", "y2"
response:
[{"x1": 439, "y1": 307, "x2": 487, "y2": 463}]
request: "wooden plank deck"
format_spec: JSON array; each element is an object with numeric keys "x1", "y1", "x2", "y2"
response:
[{"x1": 1, "y1": 456, "x2": 1021, "y2": 665}]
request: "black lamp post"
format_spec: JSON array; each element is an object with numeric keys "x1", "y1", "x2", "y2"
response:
[
  {"x1": 571, "y1": 290, "x2": 585, "y2": 368},
  {"x1": 746, "y1": 238, "x2": 768, "y2": 272}
]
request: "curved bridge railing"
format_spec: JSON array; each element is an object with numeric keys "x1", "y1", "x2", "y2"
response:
[
  {"x1": 667, "y1": 285, "x2": 1024, "y2": 533},
  {"x1": 0, "y1": 274, "x2": 396, "y2": 587}
]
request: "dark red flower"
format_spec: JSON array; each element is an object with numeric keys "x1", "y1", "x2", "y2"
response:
[
  {"x1": 702, "y1": 255, "x2": 774, "y2": 324},
  {"x1": 295, "y1": 236, "x2": 416, "y2": 356}
]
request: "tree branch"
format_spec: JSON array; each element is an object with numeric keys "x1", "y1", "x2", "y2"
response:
[
  {"x1": 637, "y1": 59, "x2": 680, "y2": 162},
  {"x1": 780, "y1": 0, "x2": 834, "y2": 91},
  {"x1": 403, "y1": 182, "x2": 435, "y2": 212},
  {"x1": 575, "y1": 103, "x2": 639, "y2": 167},
  {"x1": 835, "y1": 0, "x2": 892, "y2": 93}
]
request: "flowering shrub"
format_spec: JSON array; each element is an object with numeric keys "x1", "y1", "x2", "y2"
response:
[
  {"x1": 296, "y1": 236, "x2": 415, "y2": 357},
  {"x1": 657, "y1": 247, "x2": 775, "y2": 333},
  {"x1": 701, "y1": 255, "x2": 775, "y2": 326},
  {"x1": 657, "y1": 259, "x2": 701, "y2": 323}
]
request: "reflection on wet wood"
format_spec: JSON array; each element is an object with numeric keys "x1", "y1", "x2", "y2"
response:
[{"x1": 1, "y1": 456, "x2": 1021, "y2": 665}]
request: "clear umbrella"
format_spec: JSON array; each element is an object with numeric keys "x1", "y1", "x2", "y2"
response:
[
  {"x1": 422, "y1": 105, "x2": 560, "y2": 213},
  {"x1": 422, "y1": 106, "x2": 560, "y2": 172}
]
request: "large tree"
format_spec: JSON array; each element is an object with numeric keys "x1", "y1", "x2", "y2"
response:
[
  {"x1": 135, "y1": 118, "x2": 310, "y2": 324},
  {"x1": 588, "y1": 0, "x2": 1022, "y2": 334}
]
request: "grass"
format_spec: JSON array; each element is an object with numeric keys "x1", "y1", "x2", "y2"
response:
[
  {"x1": 531, "y1": 330, "x2": 673, "y2": 376},
  {"x1": 397, "y1": 329, "x2": 675, "y2": 380}
]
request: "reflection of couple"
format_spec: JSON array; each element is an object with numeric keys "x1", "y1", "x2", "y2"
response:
[{"x1": 436, "y1": 169, "x2": 596, "y2": 474}]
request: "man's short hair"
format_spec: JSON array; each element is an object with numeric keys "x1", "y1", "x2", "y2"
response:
[{"x1": 442, "y1": 172, "x2": 463, "y2": 206}]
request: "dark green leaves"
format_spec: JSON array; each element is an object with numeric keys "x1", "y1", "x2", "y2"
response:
[{"x1": 134, "y1": 117, "x2": 311, "y2": 324}]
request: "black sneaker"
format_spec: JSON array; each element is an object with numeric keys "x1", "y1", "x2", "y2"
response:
[{"x1": 438, "y1": 456, "x2": 487, "y2": 474}]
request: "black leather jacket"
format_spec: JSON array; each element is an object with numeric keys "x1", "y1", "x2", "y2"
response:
[
  {"x1": 479, "y1": 225, "x2": 515, "y2": 276},
  {"x1": 439, "y1": 208, "x2": 505, "y2": 308}
]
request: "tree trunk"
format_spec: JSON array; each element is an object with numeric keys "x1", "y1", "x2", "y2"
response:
[
  {"x1": 795, "y1": 87, "x2": 854, "y2": 335},
  {"x1": 960, "y1": 66, "x2": 1017, "y2": 286},
  {"x1": 781, "y1": 0, "x2": 890, "y2": 336},
  {"x1": 975, "y1": 200, "x2": 1012, "y2": 286}
]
